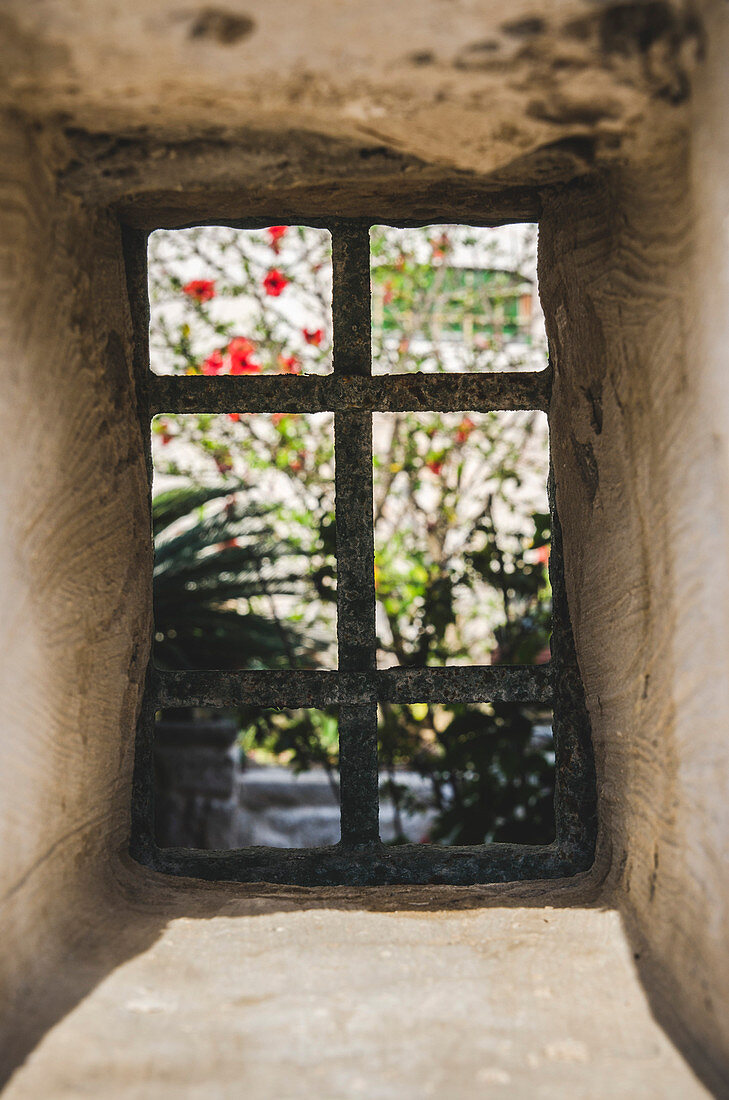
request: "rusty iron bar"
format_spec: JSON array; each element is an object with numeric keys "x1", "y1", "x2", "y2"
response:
[
  {"x1": 146, "y1": 214, "x2": 543, "y2": 234},
  {"x1": 146, "y1": 838, "x2": 582, "y2": 887},
  {"x1": 332, "y1": 224, "x2": 380, "y2": 845},
  {"x1": 153, "y1": 665, "x2": 552, "y2": 709},
  {"x1": 334, "y1": 410, "x2": 377, "y2": 676},
  {"x1": 149, "y1": 370, "x2": 550, "y2": 416},
  {"x1": 123, "y1": 226, "x2": 157, "y2": 863},
  {"x1": 547, "y1": 467, "x2": 597, "y2": 864},
  {"x1": 127, "y1": 215, "x2": 597, "y2": 886}
]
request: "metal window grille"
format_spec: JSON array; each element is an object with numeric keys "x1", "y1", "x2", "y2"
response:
[{"x1": 125, "y1": 218, "x2": 597, "y2": 887}]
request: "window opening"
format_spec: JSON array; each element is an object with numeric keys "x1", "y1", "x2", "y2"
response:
[
  {"x1": 370, "y1": 223, "x2": 543, "y2": 375},
  {"x1": 128, "y1": 218, "x2": 597, "y2": 886},
  {"x1": 148, "y1": 225, "x2": 332, "y2": 376},
  {"x1": 373, "y1": 409, "x2": 550, "y2": 668},
  {"x1": 377, "y1": 703, "x2": 556, "y2": 847},
  {"x1": 154, "y1": 706, "x2": 340, "y2": 850},
  {"x1": 151, "y1": 412, "x2": 336, "y2": 671}
]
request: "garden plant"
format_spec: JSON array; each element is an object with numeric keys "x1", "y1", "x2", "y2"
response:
[{"x1": 149, "y1": 223, "x2": 555, "y2": 845}]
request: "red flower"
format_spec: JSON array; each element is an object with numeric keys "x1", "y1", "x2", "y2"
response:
[
  {"x1": 222, "y1": 538, "x2": 239, "y2": 549},
  {"x1": 201, "y1": 349, "x2": 225, "y2": 375},
  {"x1": 228, "y1": 413, "x2": 241, "y2": 423},
  {"x1": 227, "y1": 337, "x2": 255, "y2": 360},
  {"x1": 231, "y1": 360, "x2": 260, "y2": 375},
  {"x1": 383, "y1": 280, "x2": 394, "y2": 306},
  {"x1": 267, "y1": 226, "x2": 288, "y2": 252},
  {"x1": 183, "y1": 279, "x2": 216, "y2": 302},
  {"x1": 534, "y1": 544, "x2": 550, "y2": 564},
  {"x1": 303, "y1": 327, "x2": 324, "y2": 346},
  {"x1": 227, "y1": 337, "x2": 260, "y2": 374},
  {"x1": 278, "y1": 354, "x2": 301, "y2": 374},
  {"x1": 426, "y1": 458, "x2": 444, "y2": 475},
  {"x1": 455, "y1": 416, "x2": 476, "y2": 444},
  {"x1": 272, "y1": 413, "x2": 288, "y2": 426},
  {"x1": 263, "y1": 269, "x2": 288, "y2": 297},
  {"x1": 161, "y1": 431, "x2": 173, "y2": 446},
  {"x1": 289, "y1": 453, "x2": 305, "y2": 472}
]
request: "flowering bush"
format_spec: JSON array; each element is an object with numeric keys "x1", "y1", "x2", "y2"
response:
[
  {"x1": 149, "y1": 222, "x2": 553, "y2": 844},
  {"x1": 149, "y1": 225, "x2": 332, "y2": 377}
]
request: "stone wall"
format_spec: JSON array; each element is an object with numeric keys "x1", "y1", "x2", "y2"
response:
[
  {"x1": 537, "y1": 17, "x2": 729, "y2": 1070},
  {"x1": 1, "y1": 0, "x2": 729, "y2": 1089},
  {"x1": 0, "y1": 115, "x2": 151, "y2": 1066}
]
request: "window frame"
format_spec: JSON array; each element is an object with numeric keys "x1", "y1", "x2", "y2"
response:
[{"x1": 124, "y1": 216, "x2": 597, "y2": 886}]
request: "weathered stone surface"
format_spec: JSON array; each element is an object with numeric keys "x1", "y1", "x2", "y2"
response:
[
  {"x1": 0, "y1": 109, "x2": 151, "y2": 1083},
  {"x1": 537, "y1": 15, "x2": 729, "y2": 1080},
  {"x1": 1, "y1": 871, "x2": 712, "y2": 1099},
  {"x1": 0, "y1": 0, "x2": 707, "y2": 229},
  {"x1": 0, "y1": 0, "x2": 728, "y2": 1093}
]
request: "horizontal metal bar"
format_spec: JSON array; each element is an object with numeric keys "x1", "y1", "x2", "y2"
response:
[
  {"x1": 137, "y1": 205, "x2": 542, "y2": 233},
  {"x1": 150, "y1": 370, "x2": 550, "y2": 416},
  {"x1": 153, "y1": 664, "x2": 552, "y2": 709},
  {"x1": 377, "y1": 665, "x2": 552, "y2": 704},
  {"x1": 145, "y1": 839, "x2": 583, "y2": 887}
]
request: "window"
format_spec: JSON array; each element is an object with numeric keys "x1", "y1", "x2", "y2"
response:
[{"x1": 126, "y1": 218, "x2": 596, "y2": 886}]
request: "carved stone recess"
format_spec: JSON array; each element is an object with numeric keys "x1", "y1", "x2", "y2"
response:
[{"x1": 2, "y1": 1, "x2": 729, "y2": 1092}]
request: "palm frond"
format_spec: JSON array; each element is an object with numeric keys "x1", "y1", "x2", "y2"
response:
[
  {"x1": 152, "y1": 482, "x2": 324, "y2": 671},
  {"x1": 152, "y1": 483, "x2": 248, "y2": 537}
]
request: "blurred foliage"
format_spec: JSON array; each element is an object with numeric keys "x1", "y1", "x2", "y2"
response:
[
  {"x1": 153, "y1": 483, "x2": 323, "y2": 670},
  {"x1": 150, "y1": 223, "x2": 555, "y2": 845},
  {"x1": 238, "y1": 706, "x2": 340, "y2": 799},
  {"x1": 378, "y1": 512, "x2": 553, "y2": 845}
]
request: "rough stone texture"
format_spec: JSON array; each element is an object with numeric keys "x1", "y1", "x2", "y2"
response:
[
  {"x1": 0, "y1": 111, "x2": 151, "y2": 1079},
  {"x1": 538, "y1": 9, "x2": 729, "y2": 1082},
  {"x1": 0, "y1": 870, "x2": 713, "y2": 1099},
  {"x1": 0, "y1": 0, "x2": 729, "y2": 1093},
  {"x1": 0, "y1": 0, "x2": 708, "y2": 224}
]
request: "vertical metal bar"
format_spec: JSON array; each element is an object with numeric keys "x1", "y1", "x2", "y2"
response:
[
  {"x1": 332, "y1": 223, "x2": 379, "y2": 844},
  {"x1": 332, "y1": 225, "x2": 373, "y2": 379},
  {"x1": 548, "y1": 464, "x2": 597, "y2": 866},
  {"x1": 335, "y1": 410, "x2": 376, "y2": 670},
  {"x1": 335, "y1": 411, "x2": 378, "y2": 842},
  {"x1": 338, "y1": 703, "x2": 379, "y2": 844},
  {"x1": 122, "y1": 225, "x2": 157, "y2": 861}
]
